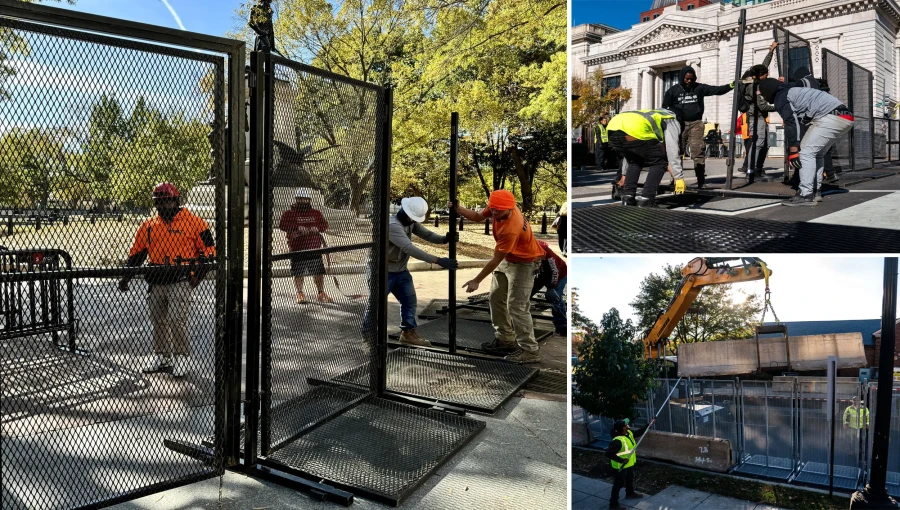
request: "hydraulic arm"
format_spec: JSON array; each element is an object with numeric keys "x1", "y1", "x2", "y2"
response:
[{"x1": 643, "y1": 257, "x2": 771, "y2": 359}]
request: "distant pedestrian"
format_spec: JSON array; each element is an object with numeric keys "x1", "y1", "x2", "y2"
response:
[
  {"x1": 594, "y1": 116, "x2": 610, "y2": 169},
  {"x1": 278, "y1": 188, "x2": 333, "y2": 304}
]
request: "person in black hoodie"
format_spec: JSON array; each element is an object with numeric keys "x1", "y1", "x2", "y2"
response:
[{"x1": 662, "y1": 66, "x2": 735, "y2": 188}]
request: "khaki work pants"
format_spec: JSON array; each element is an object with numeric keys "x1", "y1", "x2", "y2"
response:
[
  {"x1": 681, "y1": 120, "x2": 706, "y2": 166},
  {"x1": 490, "y1": 260, "x2": 538, "y2": 352},
  {"x1": 149, "y1": 281, "x2": 193, "y2": 356}
]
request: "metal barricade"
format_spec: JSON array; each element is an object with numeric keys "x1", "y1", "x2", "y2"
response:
[
  {"x1": 1, "y1": 249, "x2": 76, "y2": 349},
  {"x1": 0, "y1": 2, "x2": 245, "y2": 508},
  {"x1": 652, "y1": 378, "x2": 692, "y2": 435},
  {"x1": 823, "y1": 49, "x2": 875, "y2": 172},
  {"x1": 691, "y1": 379, "x2": 740, "y2": 449},
  {"x1": 867, "y1": 384, "x2": 900, "y2": 497},
  {"x1": 734, "y1": 380, "x2": 796, "y2": 480},
  {"x1": 795, "y1": 380, "x2": 863, "y2": 489}
]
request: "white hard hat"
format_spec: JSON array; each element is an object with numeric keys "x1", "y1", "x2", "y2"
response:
[
  {"x1": 295, "y1": 188, "x2": 312, "y2": 199},
  {"x1": 400, "y1": 196, "x2": 428, "y2": 223}
]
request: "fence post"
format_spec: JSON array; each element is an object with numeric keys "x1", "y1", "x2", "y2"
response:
[
  {"x1": 7, "y1": 216, "x2": 11, "y2": 236},
  {"x1": 434, "y1": 215, "x2": 439, "y2": 227},
  {"x1": 541, "y1": 212, "x2": 547, "y2": 234},
  {"x1": 483, "y1": 218, "x2": 490, "y2": 235},
  {"x1": 458, "y1": 216, "x2": 464, "y2": 231},
  {"x1": 848, "y1": 62, "x2": 856, "y2": 171}
]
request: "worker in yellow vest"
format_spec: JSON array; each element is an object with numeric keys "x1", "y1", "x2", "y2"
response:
[
  {"x1": 607, "y1": 109, "x2": 686, "y2": 208},
  {"x1": 605, "y1": 418, "x2": 655, "y2": 509},
  {"x1": 843, "y1": 397, "x2": 870, "y2": 431},
  {"x1": 594, "y1": 115, "x2": 610, "y2": 169}
]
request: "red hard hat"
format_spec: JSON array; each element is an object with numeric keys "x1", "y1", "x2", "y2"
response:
[{"x1": 153, "y1": 182, "x2": 180, "y2": 199}]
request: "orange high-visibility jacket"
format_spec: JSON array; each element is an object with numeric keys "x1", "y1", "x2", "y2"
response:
[{"x1": 127, "y1": 208, "x2": 215, "y2": 266}]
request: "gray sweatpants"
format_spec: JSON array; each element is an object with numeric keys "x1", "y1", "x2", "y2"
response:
[{"x1": 799, "y1": 115, "x2": 854, "y2": 196}]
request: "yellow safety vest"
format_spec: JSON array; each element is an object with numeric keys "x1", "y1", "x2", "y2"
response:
[
  {"x1": 607, "y1": 110, "x2": 675, "y2": 142},
  {"x1": 843, "y1": 405, "x2": 869, "y2": 430},
  {"x1": 594, "y1": 123, "x2": 609, "y2": 144},
  {"x1": 610, "y1": 430, "x2": 637, "y2": 470}
]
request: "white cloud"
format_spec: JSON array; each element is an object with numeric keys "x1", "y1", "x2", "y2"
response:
[{"x1": 159, "y1": 0, "x2": 187, "y2": 31}]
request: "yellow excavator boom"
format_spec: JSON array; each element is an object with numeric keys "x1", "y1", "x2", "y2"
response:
[{"x1": 643, "y1": 257, "x2": 771, "y2": 359}]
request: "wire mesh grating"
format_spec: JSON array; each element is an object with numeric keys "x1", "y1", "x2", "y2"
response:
[
  {"x1": 571, "y1": 206, "x2": 900, "y2": 253},
  {"x1": 1, "y1": 13, "x2": 236, "y2": 509}
]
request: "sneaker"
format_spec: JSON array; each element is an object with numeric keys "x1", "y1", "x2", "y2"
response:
[
  {"x1": 625, "y1": 492, "x2": 645, "y2": 499},
  {"x1": 782, "y1": 194, "x2": 817, "y2": 207},
  {"x1": 172, "y1": 355, "x2": 187, "y2": 377},
  {"x1": 143, "y1": 354, "x2": 173, "y2": 374},
  {"x1": 317, "y1": 291, "x2": 334, "y2": 303},
  {"x1": 481, "y1": 339, "x2": 518, "y2": 354},
  {"x1": 505, "y1": 349, "x2": 541, "y2": 364},
  {"x1": 399, "y1": 329, "x2": 432, "y2": 347},
  {"x1": 296, "y1": 291, "x2": 306, "y2": 304},
  {"x1": 621, "y1": 195, "x2": 637, "y2": 207},
  {"x1": 815, "y1": 191, "x2": 823, "y2": 202}
]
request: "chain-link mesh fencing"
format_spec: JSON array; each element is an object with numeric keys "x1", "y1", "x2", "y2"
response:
[
  {"x1": 823, "y1": 49, "x2": 874, "y2": 172},
  {"x1": 0, "y1": 14, "x2": 235, "y2": 509},
  {"x1": 795, "y1": 380, "x2": 863, "y2": 489},
  {"x1": 732, "y1": 381, "x2": 795, "y2": 480},
  {"x1": 259, "y1": 54, "x2": 385, "y2": 456},
  {"x1": 691, "y1": 379, "x2": 740, "y2": 448},
  {"x1": 867, "y1": 384, "x2": 900, "y2": 497},
  {"x1": 774, "y1": 27, "x2": 813, "y2": 85}
]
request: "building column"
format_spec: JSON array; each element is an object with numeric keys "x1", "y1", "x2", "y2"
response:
[{"x1": 641, "y1": 68, "x2": 656, "y2": 109}]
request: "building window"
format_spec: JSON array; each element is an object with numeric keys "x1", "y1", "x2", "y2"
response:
[
  {"x1": 886, "y1": 38, "x2": 892, "y2": 63},
  {"x1": 653, "y1": 14, "x2": 660, "y2": 19},
  {"x1": 787, "y1": 46, "x2": 812, "y2": 81},
  {"x1": 601, "y1": 76, "x2": 622, "y2": 95},
  {"x1": 643, "y1": 17, "x2": 650, "y2": 22},
  {"x1": 687, "y1": 4, "x2": 695, "y2": 9}
]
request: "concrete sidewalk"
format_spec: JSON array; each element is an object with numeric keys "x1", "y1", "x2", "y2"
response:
[
  {"x1": 572, "y1": 160, "x2": 900, "y2": 231},
  {"x1": 572, "y1": 475, "x2": 786, "y2": 510}
]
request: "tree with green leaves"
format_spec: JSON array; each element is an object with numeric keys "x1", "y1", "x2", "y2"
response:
[
  {"x1": 629, "y1": 264, "x2": 764, "y2": 355},
  {"x1": 572, "y1": 68, "x2": 632, "y2": 128},
  {"x1": 572, "y1": 305, "x2": 658, "y2": 421},
  {"x1": 1, "y1": 1, "x2": 76, "y2": 100}
]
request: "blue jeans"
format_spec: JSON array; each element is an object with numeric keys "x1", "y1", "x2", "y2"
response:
[
  {"x1": 388, "y1": 270, "x2": 417, "y2": 331},
  {"x1": 543, "y1": 276, "x2": 567, "y2": 332}
]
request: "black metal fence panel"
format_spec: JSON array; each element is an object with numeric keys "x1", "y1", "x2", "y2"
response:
[
  {"x1": 823, "y1": 49, "x2": 874, "y2": 171},
  {"x1": 259, "y1": 53, "x2": 386, "y2": 457},
  {"x1": 773, "y1": 27, "x2": 812, "y2": 85},
  {"x1": 0, "y1": 13, "x2": 237, "y2": 509}
]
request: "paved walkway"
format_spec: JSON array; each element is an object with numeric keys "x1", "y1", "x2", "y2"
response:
[
  {"x1": 573, "y1": 160, "x2": 900, "y2": 232},
  {"x1": 572, "y1": 475, "x2": 787, "y2": 510}
]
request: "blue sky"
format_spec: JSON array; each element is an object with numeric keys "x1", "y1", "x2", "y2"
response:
[
  {"x1": 571, "y1": 256, "x2": 899, "y2": 326},
  {"x1": 55, "y1": 0, "x2": 244, "y2": 38},
  {"x1": 573, "y1": 0, "x2": 650, "y2": 30}
]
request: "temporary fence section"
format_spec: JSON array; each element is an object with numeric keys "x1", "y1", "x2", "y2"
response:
[
  {"x1": 822, "y1": 49, "x2": 875, "y2": 172},
  {"x1": 794, "y1": 380, "x2": 863, "y2": 489},
  {"x1": 244, "y1": 51, "x2": 484, "y2": 506},
  {"x1": 733, "y1": 380, "x2": 796, "y2": 481},
  {"x1": 690, "y1": 379, "x2": 740, "y2": 450},
  {"x1": 774, "y1": 27, "x2": 813, "y2": 85},
  {"x1": 0, "y1": 1, "x2": 245, "y2": 508},
  {"x1": 866, "y1": 384, "x2": 900, "y2": 497}
]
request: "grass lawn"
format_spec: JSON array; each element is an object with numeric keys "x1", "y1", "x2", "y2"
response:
[{"x1": 573, "y1": 448, "x2": 852, "y2": 510}]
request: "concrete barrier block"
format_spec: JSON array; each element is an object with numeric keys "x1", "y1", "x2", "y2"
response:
[{"x1": 636, "y1": 430, "x2": 734, "y2": 473}]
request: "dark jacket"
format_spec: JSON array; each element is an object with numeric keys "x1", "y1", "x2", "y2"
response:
[
  {"x1": 605, "y1": 424, "x2": 652, "y2": 463},
  {"x1": 662, "y1": 66, "x2": 733, "y2": 123}
]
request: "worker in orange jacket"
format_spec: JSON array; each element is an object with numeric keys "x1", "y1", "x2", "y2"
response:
[{"x1": 119, "y1": 182, "x2": 216, "y2": 377}]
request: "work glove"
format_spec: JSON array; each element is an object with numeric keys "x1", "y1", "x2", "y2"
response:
[
  {"x1": 788, "y1": 151, "x2": 802, "y2": 171},
  {"x1": 674, "y1": 179, "x2": 686, "y2": 195},
  {"x1": 436, "y1": 257, "x2": 458, "y2": 270},
  {"x1": 729, "y1": 81, "x2": 735, "y2": 89},
  {"x1": 118, "y1": 276, "x2": 131, "y2": 292},
  {"x1": 442, "y1": 232, "x2": 459, "y2": 244}
]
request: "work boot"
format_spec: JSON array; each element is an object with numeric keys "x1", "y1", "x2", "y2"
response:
[
  {"x1": 621, "y1": 195, "x2": 637, "y2": 207},
  {"x1": 172, "y1": 355, "x2": 187, "y2": 378},
  {"x1": 625, "y1": 492, "x2": 645, "y2": 499},
  {"x1": 143, "y1": 354, "x2": 173, "y2": 374},
  {"x1": 317, "y1": 291, "x2": 334, "y2": 303},
  {"x1": 399, "y1": 329, "x2": 432, "y2": 347},
  {"x1": 694, "y1": 163, "x2": 706, "y2": 188},
  {"x1": 296, "y1": 291, "x2": 306, "y2": 304},
  {"x1": 636, "y1": 196, "x2": 658, "y2": 208},
  {"x1": 505, "y1": 349, "x2": 541, "y2": 364},
  {"x1": 756, "y1": 169, "x2": 773, "y2": 182},
  {"x1": 481, "y1": 338, "x2": 518, "y2": 354},
  {"x1": 781, "y1": 194, "x2": 817, "y2": 207}
]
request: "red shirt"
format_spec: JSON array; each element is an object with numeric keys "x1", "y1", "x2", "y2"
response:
[
  {"x1": 278, "y1": 208, "x2": 328, "y2": 251},
  {"x1": 540, "y1": 241, "x2": 567, "y2": 281}
]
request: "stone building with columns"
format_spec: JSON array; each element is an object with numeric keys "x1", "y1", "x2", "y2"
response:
[{"x1": 574, "y1": 0, "x2": 900, "y2": 156}]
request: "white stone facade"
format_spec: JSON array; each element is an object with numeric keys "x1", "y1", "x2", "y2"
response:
[{"x1": 575, "y1": 0, "x2": 900, "y2": 153}]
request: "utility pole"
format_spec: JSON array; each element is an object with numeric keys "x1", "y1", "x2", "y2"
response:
[{"x1": 850, "y1": 257, "x2": 899, "y2": 509}]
